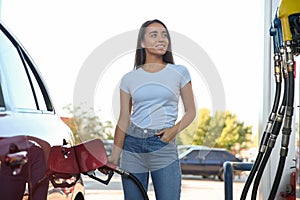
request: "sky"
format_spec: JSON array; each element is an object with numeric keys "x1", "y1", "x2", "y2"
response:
[{"x1": 1, "y1": 0, "x2": 265, "y2": 133}]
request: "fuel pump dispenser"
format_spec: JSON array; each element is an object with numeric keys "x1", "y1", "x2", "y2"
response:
[
  {"x1": 240, "y1": 0, "x2": 300, "y2": 199},
  {"x1": 240, "y1": 11, "x2": 285, "y2": 200}
]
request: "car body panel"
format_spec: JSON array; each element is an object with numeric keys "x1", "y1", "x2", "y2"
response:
[
  {"x1": 0, "y1": 21, "x2": 85, "y2": 199},
  {"x1": 0, "y1": 111, "x2": 74, "y2": 146}
]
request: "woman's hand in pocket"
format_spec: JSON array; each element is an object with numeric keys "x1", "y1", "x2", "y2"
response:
[{"x1": 155, "y1": 126, "x2": 178, "y2": 143}]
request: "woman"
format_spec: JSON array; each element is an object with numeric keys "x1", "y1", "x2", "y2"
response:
[{"x1": 109, "y1": 19, "x2": 196, "y2": 200}]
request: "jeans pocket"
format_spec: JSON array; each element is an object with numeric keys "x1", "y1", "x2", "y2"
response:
[{"x1": 156, "y1": 134, "x2": 171, "y2": 145}]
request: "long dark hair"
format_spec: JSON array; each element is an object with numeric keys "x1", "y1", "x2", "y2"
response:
[{"x1": 134, "y1": 19, "x2": 174, "y2": 69}]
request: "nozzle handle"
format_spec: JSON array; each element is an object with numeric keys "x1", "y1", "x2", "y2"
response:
[{"x1": 85, "y1": 169, "x2": 114, "y2": 185}]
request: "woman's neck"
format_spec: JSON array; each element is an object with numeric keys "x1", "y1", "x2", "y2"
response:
[
  {"x1": 144, "y1": 53, "x2": 165, "y2": 64},
  {"x1": 142, "y1": 63, "x2": 167, "y2": 73},
  {"x1": 142, "y1": 53, "x2": 167, "y2": 72}
]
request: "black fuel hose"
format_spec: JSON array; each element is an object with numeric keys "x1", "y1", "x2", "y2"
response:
[
  {"x1": 268, "y1": 156, "x2": 286, "y2": 200},
  {"x1": 128, "y1": 173, "x2": 149, "y2": 200},
  {"x1": 268, "y1": 63, "x2": 295, "y2": 200},
  {"x1": 250, "y1": 75, "x2": 287, "y2": 200},
  {"x1": 250, "y1": 148, "x2": 272, "y2": 200},
  {"x1": 115, "y1": 167, "x2": 149, "y2": 200},
  {"x1": 239, "y1": 153, "x2": 263, "y2": 200},
  {"x1": 240, "y1": 82, "x2": 281, "y2": 200},
  {"x1": 240, "y1": 51, "x2": 283, "y2": 200}
]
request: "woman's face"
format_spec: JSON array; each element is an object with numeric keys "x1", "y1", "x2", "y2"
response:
[{"x1": 141, "y1": 22, "x2": 169, "y2": 57}]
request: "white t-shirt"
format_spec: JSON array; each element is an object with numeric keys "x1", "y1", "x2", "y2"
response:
[{"x1": 120, "y1": 63, "x2": 191, "y2": 129}]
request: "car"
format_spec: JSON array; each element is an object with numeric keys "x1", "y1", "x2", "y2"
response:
[
  {"x1": 177, "y1": 144, "x2": 208, "y2": 156},
  {"x1": 179, "y1": 145, "x2": 242, "y2": 181},
  {"x1": 0, "y1": 21, "x2": 85, "y2": 199}
]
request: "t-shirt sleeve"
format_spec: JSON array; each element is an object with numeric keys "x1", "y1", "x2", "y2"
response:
[
  {"x1": 179, "y1": 65, "x2": 191, "y2": 88},
  {"x1": 119, "y1": 74, "x2": 130, "y2": 94}
]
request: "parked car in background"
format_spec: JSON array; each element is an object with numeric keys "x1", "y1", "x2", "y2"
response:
[
  {"x1": 177, "y1": 144, "x2": 208, "y2": 156},
  {"x1": 0, "y1": 21, "x2": 85, "y2": 199},
  {"x1": 103, "y1": 139, "x2": 114, "y2": 156},
  {"x1": 179, "y1": 145, "x2": 242, "y2": 181}
]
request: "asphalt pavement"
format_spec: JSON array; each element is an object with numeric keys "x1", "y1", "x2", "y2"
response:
[{"x1": 82, "y1": 173, "x2": 252, "y2": 200}]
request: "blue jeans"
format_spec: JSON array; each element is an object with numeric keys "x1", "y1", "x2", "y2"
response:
[{"x1": 120, "y1": 123, "x2": 181, "y2": 200}]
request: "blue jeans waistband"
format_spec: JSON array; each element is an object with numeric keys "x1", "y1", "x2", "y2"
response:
[{"x1": 126, "y1": 122, "x2": 165, "y2": 138}]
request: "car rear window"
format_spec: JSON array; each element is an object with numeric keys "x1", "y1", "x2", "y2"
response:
[
  {"x1": 0, "y1": 26, "x2": 52, "y2": 112},
  {"x1": 0, "y1": 29, "x2": 37, "y2": 110}
]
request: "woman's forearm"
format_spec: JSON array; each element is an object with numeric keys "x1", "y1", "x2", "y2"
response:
[
  {"x1": 174, "y1": 109, "x2": 196, "y2": 134},
  {"x1": 175, "y1": 82, "x2": 196, "y2": 134},
  {"x1": 111, "y1": 125, "x2": 125, "y2": 159},
  {"x1": 110, "y1": 117, "x2": 130, "y2": 164}
]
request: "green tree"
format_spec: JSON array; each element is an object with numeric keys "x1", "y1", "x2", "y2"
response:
[
  {"x1": 192, "y1": 108, "x2": 211, "y2": 145},
  {"x1": 177, "y1": 108, "x2": 214, "y2": 146},
  {"x1": 215, "y1": 111, "x2": 252, "y2": 150},
  {"x1": 178, "y1": 109, "x2": 253, "y2": 151},
  {"x1": 203, "y1": 111, "x2": 226, "y2": 147},
  {"x1": 62, "y1": 104, "x2": 114, "y2": 144}
]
